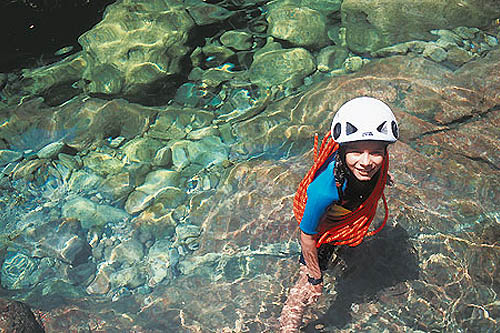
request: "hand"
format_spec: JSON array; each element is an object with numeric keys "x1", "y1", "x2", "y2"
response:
[
  {"x1": 279, "y1": 266, "x2": 323, "y2": 332},
  {"x1": 298, "y1": 265, "x2": 323, "y2": 306},
  {"x1": 304, "y1": 279, "x2": 323, "y2": 306}
]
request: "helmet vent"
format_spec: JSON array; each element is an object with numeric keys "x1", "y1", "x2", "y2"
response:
[
  {"x1": 346, "y1": 122, "x2": 358, "y2": 135},
  {"x1": 377, "y1": 121, "x2": 388, "y2": 134},
  {"x1": 333, "y1": 122, "x2": 341, "y2": 139},
  {"x1": 391, "y1": 121, "x2": 399, "y2": 139}
]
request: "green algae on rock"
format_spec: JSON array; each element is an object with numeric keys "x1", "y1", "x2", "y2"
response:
[
  {"x1": 341, "y1": 0, "x2": 500, "y2": 53},
  {"x1": 267, "y1": 6, "x2": 329, "y2": 48},
  {"x1": 316, "y1": 45, "x2": 349, "y2": 72},
  {"x1": 0, "y1": 97, "x2": 154, "y2": 152},
  {"x1": 220, "y1": 30, "x2": 254, "y2": 51},
  {"x1": 18, "y1": 53, "x2": 87, "y2": 106},
  {"x1": 249, "y1": 48, "x2": 315, "y2": 88},
  {"x1": 78, "y1": 0, "x2": 195, "y2": 100}
]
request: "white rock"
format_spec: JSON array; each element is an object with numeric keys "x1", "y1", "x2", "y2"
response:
[
  {"x1": 37, "y1": 141, "x2": 65, "y2": 159},
  {"x1": 108, "y1": 239, "x2": 144, "y2": 266},
  {"x1": 147, "y1": 240, "x2": 172, "y2": 286}
]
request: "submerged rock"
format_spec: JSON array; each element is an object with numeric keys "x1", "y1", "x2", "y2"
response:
[
  {"x1": 342, "y1": 0, "x2": 500, "y2": 53},
  {"x1": 220, "y1": 31, "x2": 254, "y2": 51},
  {"x1": 86, "y1": 264, "x2": 113, "y2": 295},
  {"x1": 17, "y1": 53, "x2": 86, "y2": 106},
  {"x1": 316, "y1": 45, "x2": 349, "y2": 72},
  {"x1": 108, "y1": 239, "x2": 144, "y2": 266},
  {"x1": 37, "y1": 141, "x2": 65, "y2": 159},
  {"x1": 422, "y1": 44, "x2": 448, "y2": 62},
  {"x1": 0, "y1": 97, "x2": 153, "y2": 152},
  {"x1": 147, "y1": 240, "x2": 175, "y2": 286},
  {"x1": 1, "y1": 252, "x2": 39, "y2": 290},
  {"x1": 249, "y1": 48, "x2": 315, "y2": 88},
  {"x1": 302, "y1": 0, "x2": 342, "y2": 13},
  {"x1": 0, "y1": 150, "x2": 22, "y2": 167},
  {"x1": 120, "y1": 137, "x2": 164, "y2": 164},
  {"x1": 147, "y1": 107, "x2": 214, "y2": 141},
  {"x1": 62, "y1": 196, "x2": 129, "y2": 229},
  {"x1": 186, "y1": 2, "x2": 234, "y2": 25},
  {"x1": 125, "y1": 169, "x2": 181, "y2": 214},
  {"x1": 0, "y1": 298, "x2": 44, "y2": 333},
  {"x1": 78, "y1": 0, "x2": 195, "y2": 100},
  {"x1": 267, "y1": 6, "x2": 329, "y2": 48},
  {"x1": 110, "y1": 266, "x2": 146, "y2": 289}
]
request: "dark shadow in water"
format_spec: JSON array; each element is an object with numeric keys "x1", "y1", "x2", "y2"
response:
[{"x1": 304, "y1": 224, "x2": 420, "y2": 331}]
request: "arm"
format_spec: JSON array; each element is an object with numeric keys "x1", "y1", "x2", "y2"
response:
[{"x1": 300, "y1": 231, "x2": 322, "y2": 280}]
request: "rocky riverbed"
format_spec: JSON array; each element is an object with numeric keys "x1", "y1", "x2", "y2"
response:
[{"x1": 0, "y1": 0, "x2": 499, "y2": 331}]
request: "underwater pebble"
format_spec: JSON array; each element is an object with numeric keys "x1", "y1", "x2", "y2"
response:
[
  {"x1": 87, "y1": 265, "x2": 112, "y2": 295},
  {"x1": 174, "y1": 82, "x2": 204, "y2": 107},
  {"x1": 152, "y1": 146, "x2": 172, "y2": 167},
  {"x1": 110, "y1": 266, "x2": 146, "y2": 289},
  {"x1": 62, "y1": 196, "x2": 129, "y2": 229},
  {"x1": 125, "y1": 169, "x2": 181, "y2": 214},
  {"x1": 0, "y1": 162, "x2": 17, "y2": 177},
  {"x1": 59, "y1": 235, "x2": 92, "y2": 266},
  {"x1": 1, "y1": 252, "x2": 38, "y2": 290},
  {"x1": 187, "y1": 127, "x2": 219, "y2": 141},
  {"x1": 147, "y1": 240, "x2": 174, "y2": 286},
  {"x1": 58, "y1": 153, "x2": 81, "y2": 170},
  {"x1": 423, "y1": 44, "x2": 447, "y2": 62},
  {"x1": 316, "y1": 45, "x2": 349, "y2": 72},
  {"x1": 220, "y1": 30, "x2": 253, "y2": 51},
  {"x1": 53, "y1": 160, "x2": 72, "y2": 181},
  {"x1": 0, "y1": 150, "x2": 22, "y2": 167},
  {"x1": 343, "y1": 56, "x2": 364, "y2": 72},
  {"x1": 249, "y1": 48, "x2": 316, "y2": 88},
  {"x1": 479, "y1": 42, "x2": 491, "y2": 52},
  {"x1": 66, "y1": 262, "x2": 97, "y2": 286},
  {"x1": 171, "y1": 141, "x2": 190, "y2": 170},
  {"x1": 37, "y1": 141, "x2": 65, "y2": 159},
  {"x1": 108, "y1": 239, "x2": 144, "y2": 266},
  {"x1": 484, "y1": 35, "x2": 498, "y2": 47},
  {"x1": 186, "y1": 3, "x2": 233, "y2": 25},
  {"x1": 267, "y1": 6, "x2": 329, "y2": 48},
  {"x1": 454, "y1": 26, "x2": 480, "y2": 40},
  {"x1": 106, "y1": 136, "x2": 126, "y2": 148},
  {"x1": 120, "y1": 137, "x2": 164, "y2": 163},
  {"x1": 175, "y1": 224, "x2": 202, "y2": 246}
]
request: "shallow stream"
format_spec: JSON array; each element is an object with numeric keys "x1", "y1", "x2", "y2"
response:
[{"x1": 0, "y1": 0, "x2": 499, "y2": 332}]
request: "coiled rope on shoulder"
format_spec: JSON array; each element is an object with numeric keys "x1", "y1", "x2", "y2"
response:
[{"x1": 293, "y1": 132, "x2": 389, "y2": 247}]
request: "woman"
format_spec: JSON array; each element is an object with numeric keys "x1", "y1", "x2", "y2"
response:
[{"x1": 279, "y1": 96, "x2": 399, "y2": 332}]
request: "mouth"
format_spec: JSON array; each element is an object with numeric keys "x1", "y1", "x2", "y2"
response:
[{"x1": 356, "y1": 169, "x2": 373, "y2": 176}]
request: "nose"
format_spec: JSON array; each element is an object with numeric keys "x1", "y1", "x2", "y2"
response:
[{"x1": 359, "y1": 152, "x2": 371, "y2": 166}]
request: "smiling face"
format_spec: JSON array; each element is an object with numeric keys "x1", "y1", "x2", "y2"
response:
[{"x1": 343, "y1": 141, "x2": 387, "y2": 181}]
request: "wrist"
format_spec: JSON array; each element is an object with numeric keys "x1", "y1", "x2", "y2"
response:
[{"x1": 307, "y1": 274, "x2": 323, "y2": 285}]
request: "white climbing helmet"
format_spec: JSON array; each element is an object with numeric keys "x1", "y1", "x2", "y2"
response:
[{"x1": 331, "y1": 96, "x2": 399, "y2": 144}]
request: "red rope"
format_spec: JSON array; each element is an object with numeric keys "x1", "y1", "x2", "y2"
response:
[{"x1": 293, "y1": 132, "x2": 389, "y2": 248}]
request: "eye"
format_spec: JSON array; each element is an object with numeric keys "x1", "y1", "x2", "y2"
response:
[{"x1": 370, "y1": 150, "x2": 385, "y2": 156}]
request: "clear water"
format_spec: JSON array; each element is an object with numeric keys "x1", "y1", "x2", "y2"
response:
[{"x1": 0, "y1": 1, "x2": 499, "y2": 332}]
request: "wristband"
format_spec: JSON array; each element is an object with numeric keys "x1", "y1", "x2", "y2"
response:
[{"x1": 307, "y1": 275, "x2": 323, "y2": 285}]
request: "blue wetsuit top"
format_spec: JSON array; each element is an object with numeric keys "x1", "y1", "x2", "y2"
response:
[{"x1": 299, "y1": 155, "x2": 346, "y2": 235}]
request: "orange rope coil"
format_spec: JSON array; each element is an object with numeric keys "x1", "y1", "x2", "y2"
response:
[{"x1": 293, "y1": 132, "x2": 389, "y2": 247}]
